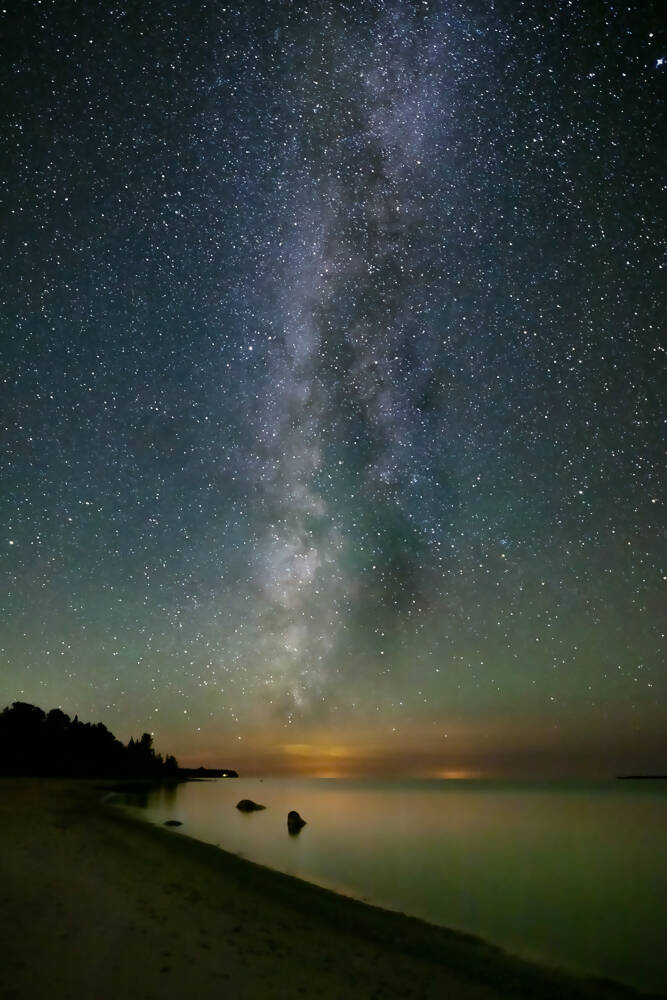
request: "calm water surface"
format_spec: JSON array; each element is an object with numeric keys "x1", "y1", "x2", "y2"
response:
[{"x1": 123, "y1": 778, "x2": 667, "y2": 993}]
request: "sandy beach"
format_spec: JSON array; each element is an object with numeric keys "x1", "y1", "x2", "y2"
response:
[{"x1": 0, "y1": 778, "x2": 661, "y2": 1000}]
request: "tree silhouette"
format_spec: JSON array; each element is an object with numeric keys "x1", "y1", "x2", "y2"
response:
[{"x1": 0, "y1": 702, "x2": 180, "y2": 778}]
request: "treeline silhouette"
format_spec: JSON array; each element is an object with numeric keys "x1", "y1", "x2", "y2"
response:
[{"x1": 0, "y1": 701, "x2": 178, "y2": 778}]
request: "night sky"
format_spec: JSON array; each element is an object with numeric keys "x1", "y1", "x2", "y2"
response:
[{"x1": 2, "y1": 1, "x2": 665, "y2": 777}]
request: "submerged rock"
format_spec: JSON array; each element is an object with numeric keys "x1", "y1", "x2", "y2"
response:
[
  {"x1": 236, "y1": 799, "x2": 266, "y2": 812},
  {"x1": 287, "y1": 810, "x2": 306, "y2": 833},
  {"x1": 164, "y1": 820, "x2": 182, "y2": 827}
]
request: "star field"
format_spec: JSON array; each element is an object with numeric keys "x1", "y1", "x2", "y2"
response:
[{"x1": 1, "y1": 1, "x2": 665, "y2": 775}]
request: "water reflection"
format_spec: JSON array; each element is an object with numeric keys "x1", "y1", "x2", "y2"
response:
[
  {"x1": 111, "y1": 779, "x2": 180, "y2": 810},
  {"x1": 123, "y1": 778, "x2": 667, "y2": 993}
]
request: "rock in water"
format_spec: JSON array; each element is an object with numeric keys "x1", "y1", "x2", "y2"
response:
[
  {"x1": 236, "y1": 799, "x2": 266, "y2": 812},
  {"x1": 164, "y1": 820, "x2": 182, "y2": 826},
  {"x1": 287, "y1": 810, "x2": 306, "y2": 833}
]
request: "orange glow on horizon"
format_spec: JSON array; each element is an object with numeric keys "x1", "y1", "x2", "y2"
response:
[
  {"x1": 433, "y1": 769, "x2": 482, "y2": 780},
  {"x1": 176, "y1": 739, "x2": 487, "y2": 779}
]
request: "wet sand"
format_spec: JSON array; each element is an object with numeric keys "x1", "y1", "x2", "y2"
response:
[{"x1": 0, "y1": 778, "x2": 661, "y2": 1000}]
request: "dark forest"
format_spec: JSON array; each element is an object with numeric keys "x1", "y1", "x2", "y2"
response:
[{"x1": 0, "y1": 701, "x2": 178, "y2": 778}]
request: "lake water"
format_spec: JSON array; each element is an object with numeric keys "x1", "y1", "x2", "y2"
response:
[{"x1": 122, "y1": 778, "x2": 667, "y2": 994}]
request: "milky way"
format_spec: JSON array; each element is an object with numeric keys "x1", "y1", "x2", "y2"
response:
[{"x1": 1, "y1": 2, "x2": 664, "y2": 773}]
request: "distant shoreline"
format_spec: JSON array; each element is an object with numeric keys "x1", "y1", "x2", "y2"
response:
[
  {"x1": 0, "y1": 777, "x2": 663, "y2": 1000},
  {"x1": 616, "y1": 775, "x2": 667, "y2": 780}
]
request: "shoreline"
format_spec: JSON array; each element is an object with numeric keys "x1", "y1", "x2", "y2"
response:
[{"x1": 0, "y1": 778, "x2": 663, "y2": 1000}]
